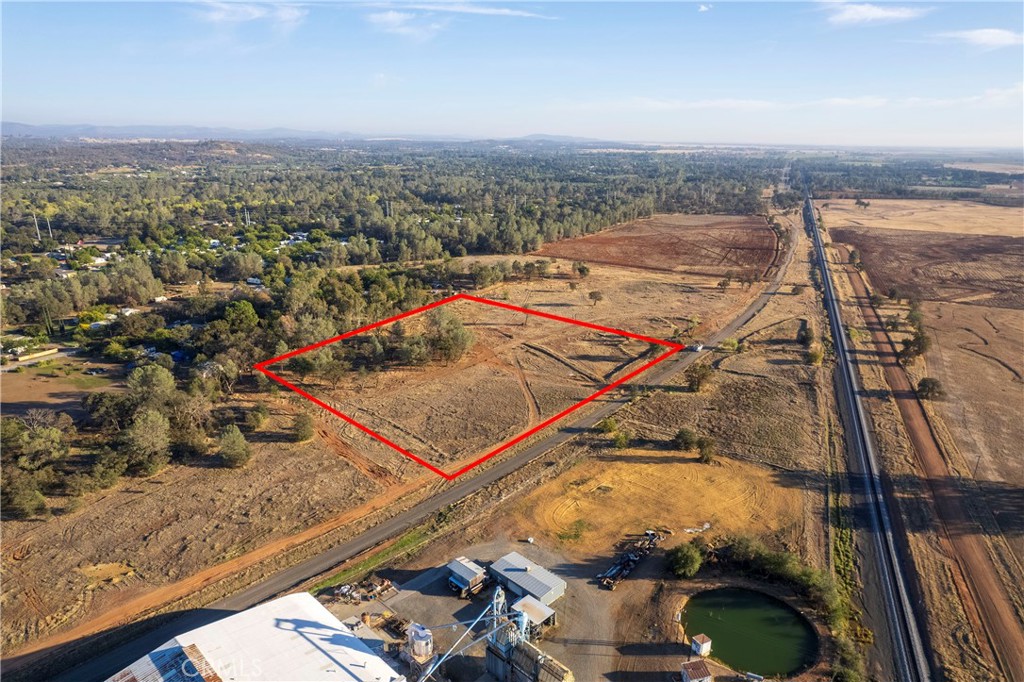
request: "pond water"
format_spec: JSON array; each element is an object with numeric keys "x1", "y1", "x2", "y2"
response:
[{"x1": 682, "y1": 587, "x2": 818, "y2": 677}]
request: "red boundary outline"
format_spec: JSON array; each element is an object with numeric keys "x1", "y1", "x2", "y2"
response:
[{"x1": 254, "y1": 293, "x2": 684, "y2": 480}]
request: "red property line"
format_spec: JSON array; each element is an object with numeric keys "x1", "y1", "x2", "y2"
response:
[{"x1": 254, "y1": 293, "x2": 685, "y2": 480}]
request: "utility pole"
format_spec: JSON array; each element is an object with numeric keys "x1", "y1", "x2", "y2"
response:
[
  {"x1": 32, "y1": 213, "x2": 42, "y2": 241},
  {"x1": 45, "y1": 215, "x2": 54, "y2": 240}
]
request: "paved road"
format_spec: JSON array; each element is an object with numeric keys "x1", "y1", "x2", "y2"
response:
[
  {"x1": 36, "y1": 229, "x2": 797, "y2": 682},
  {"x1": 804, "y1": 195, "x2": 931, "y2": 682}
]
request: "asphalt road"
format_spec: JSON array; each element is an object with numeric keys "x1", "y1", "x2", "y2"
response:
[
  {"x1": 46, "y1": 229, "x2": 797, "y2": 682},
  {"x1": 804, "y1": 195, "x2": 931, "y2": 682}
]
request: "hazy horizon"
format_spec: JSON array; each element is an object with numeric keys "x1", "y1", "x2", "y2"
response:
[{"x1": 3, "y1": 1, "x2": 1023, "y2": 148}]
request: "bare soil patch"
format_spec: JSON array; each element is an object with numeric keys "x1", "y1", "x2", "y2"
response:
[
  {"x1": 535, "y1": 213, "x2": 777, "y2": 277},
  {"x1": 831, "y1": 226, "x2": 1023, "y2": 309}
]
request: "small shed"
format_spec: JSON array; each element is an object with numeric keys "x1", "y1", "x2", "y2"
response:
[
  {"x1": 447, "y1": 556, "x2": 486, "y2": 597},
  {"x1": 488, "y1": 552, "x2": 566, "y2": 606},
  {"x1": 691, "y1": 633, "x2": 712, "y2": 657},
  {"x1": 681, "y1": 659, "x2": 713, "y2": 682},
  {"x1": 511, "y1": 595, "x2": 556, "y2": 635}
]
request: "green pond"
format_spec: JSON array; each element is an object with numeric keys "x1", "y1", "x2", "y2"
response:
[{"x1": 682, "y1": 587, "x2": 818, "y2": 677}]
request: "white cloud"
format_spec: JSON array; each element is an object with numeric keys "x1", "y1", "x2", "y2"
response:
[
  {"x1": 936, "y1": 29, "x2": 1024, "y2": 49},
  {"x1": 698, "y1": 4, "x2": 712, "y2": 12},
  {"x1": 401, "y1": 3, "x2": 555, "y2": 19},
  {"x1": 824, "y1": 2, "x2": 930, "y2": 26},
  {"x1": 366, "y1": 10, "x2": 448, "y2": 40},
  {"x1": 820, "y1": 96, "x2": 888, "y2": 108},
  {"x1": 901, "y1": 83, "x2": 1024, "y2": 108},
  {"x1": 193, "y1": 2, "x2": 307, "y2": 30}
]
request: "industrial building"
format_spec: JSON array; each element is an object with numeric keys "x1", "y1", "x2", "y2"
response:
[
  {"x1": 488, "y1": 552, "x2": 566, "y2": 606},
  {"x1": 446, "y1": 556, "x2": 487, "y2": 597},
  {"x1": 106, "y1": 593, "x2": 406, "y2": 682}
]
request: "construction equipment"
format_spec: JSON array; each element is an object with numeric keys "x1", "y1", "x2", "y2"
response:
[{"x1": 597, "y1": 530, "x2": 665, "y2": 590}]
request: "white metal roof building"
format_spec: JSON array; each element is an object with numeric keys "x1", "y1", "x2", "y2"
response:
[
  {"x1": 106, "y1": 593, "x2": 406, "y2": 682},
  {"x1": 488, "y1": 552, "x2": 566, "y2": 606},
  {"x1": 446, "y1": 556, "x2": 486, "y2": 591}
]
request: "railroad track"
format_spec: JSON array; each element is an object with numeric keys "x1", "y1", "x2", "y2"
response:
[{"x1": 804, "y1": 193, "x2": 932, "y2": 682}]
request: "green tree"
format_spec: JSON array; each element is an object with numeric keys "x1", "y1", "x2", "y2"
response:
[
  {"x1": 246, "y1": 404, "x2": 270, "y2": 430},
  {"x1": 123, "y1": 409, "x2": 171, "y2": 475},
  {"x1": 427, "y1": 309, "x2": 473, "y2": 363},
  {"x1": 685, "y1": 362, "x2": 713, "y2": 392},
  {"x1": 667, "y1": 542, "x2": 703, "y2": 578},
  {"x1": 219, "y1": 424, "x2": 252, "y2": 468},
  {"x1": 588, "y1": 290, "x2": 604, "y2": 306},
  {"x1": 1, "y1": 469, "x2": 48, "y2": 518},
  {"x1": 294, "y1": 413, "x2": 315, "y2": 442},
  {"x1": 126, "y1": 364, "x2": 176, "y2": 408},
  {"x1": 916, "y1": 377, "x2": 945, "y2": 400},
  {"x1": 671, "y1": 428, "x2": 698, "y2": 451}
]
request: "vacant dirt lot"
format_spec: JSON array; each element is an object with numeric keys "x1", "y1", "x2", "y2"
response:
[
  {"x1": 822, "y1": 198, "x2": 1023, "y2": 237},
  {"x1": 515, "y1": 449, "x2": 803, "y2": 556},
  {"x1": 535, "y1": 213, "x2": 778, "y2": 277},
  {"x1": 273, "y1": 296, "x2": 663, "y2": 473},
  {"x1": 0, "y1": 359, "x2": 119, "y2": 419},
  {"x1": 832, "y1": 227, "x2": 1023, "y2": 309},
  {"x1": 2, "y1": 214, "x2": 775, "y2": 659}
]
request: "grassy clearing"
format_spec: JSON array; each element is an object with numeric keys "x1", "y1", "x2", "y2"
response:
[
  {"x1": 312, "y1": 528, "x2": 430, "y2": 592},
  {"x1": 67, "y1": 373, "x2": 114, "y2": 390}
]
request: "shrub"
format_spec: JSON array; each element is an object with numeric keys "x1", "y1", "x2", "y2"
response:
[
  {"x1": 671, "y1": 428, "x2": 698, "y2": 451},
  {"x1": 667, "y1": 543, "x2": 703, "y2": 578},
  {"x1": 294, "y1": 413, "x2": 315, "y2": 442},
  {"x1": 596, "y1": 418, "x2": 618, "y2": 434},
  {"x1": 697, "y1": 437, "x2": 716, "y2": 464},
  {"x1": 916, "y1": 377, "x2": 945, "y2": 400},
  {"x1": 246, "y1": 404, "x2": 270, "y2": 430},
  {"x1": 219, "y1": 425, "x2": 252, "y2": 468},
  {"x1": 612, "y1": 431, "x2": 630, "y2": 449}
]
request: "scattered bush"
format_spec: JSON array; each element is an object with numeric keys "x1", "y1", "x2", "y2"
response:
[
  {"x1": 612, "y1": 431, "x2": 630, "y2": 449},
  {"x1": 697, "y1": 436, "x2": 716, "y2": 464},
  {"x1": 667, "y1": 542, "x2": 703, "y2": 578},
  {"x1": 916, "y1": 377, "x2": 945, "y2": 400},
  {"x1": 671, "y1": 428, "x2": 698, "y2": 451},
  {"x1": 219, "y1": 424, "x2": 252, "y2": 468},
  {"x1": 294, "y1": 413, "x2": 315, "y2": 442},
  {"x1": 596, "y1": 418, "x2": 618, "y2": 434}
]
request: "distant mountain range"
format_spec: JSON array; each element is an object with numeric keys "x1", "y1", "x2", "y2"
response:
[{"x1": 1, "y1": 122, "x2": 608, "y2": 145}]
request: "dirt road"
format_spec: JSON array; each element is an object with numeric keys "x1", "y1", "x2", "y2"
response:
[{"x1": 842, "y1": 252, "x2": 1024, "y2": 681}]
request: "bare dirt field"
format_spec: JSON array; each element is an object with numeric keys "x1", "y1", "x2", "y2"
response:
[
  {"x1": 831, "y1": 226, "x2": 1023, "y2": 309},
  {"x1": 535, "y1": 213, "x2": 778, "y2": 277},
  {"x1": 273, "y1": 296, "x2": 663, "y2": 473},
  {"x1": 822, "y1": 198, "x2": 1023, "y2": 237},
  {"x1": 0, "y1": 359, "x2": 120, "y2": 419},
  {"x1": 2, "y1": 214, "x2": 775, "y2": 661}
]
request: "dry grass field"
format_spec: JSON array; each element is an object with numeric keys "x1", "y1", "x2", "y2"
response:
[
  {"x1": 822, "y1": 198, "x2": 1023, "y2": 237},
  {"x1": 2, "y1": 214, "x2": 773, "y2": 657},
  {"x1": 515, "y1": 449, "x2": 804, "y2": 556},
  {"x1": 535, "y1": 213, "x2": 778, "y2": 277}
]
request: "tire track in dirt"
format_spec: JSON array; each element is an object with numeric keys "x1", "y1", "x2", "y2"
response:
[
  {"x1": 512, "y1": 354, "x2": 541, "y2": 427},
  {"x1": 314, "y1": 423, "x2": 400, "y2": 486},
  {"x1": 844, "y1": 255, "x2": 1024, "y2": 681},
  {"x1": 522, "y1": 342, "x2": 604, "y2": 384}
]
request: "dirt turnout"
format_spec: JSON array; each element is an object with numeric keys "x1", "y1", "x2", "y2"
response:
[{"x1": 535, "y1": 213, "x2": 777, "y2": 277}]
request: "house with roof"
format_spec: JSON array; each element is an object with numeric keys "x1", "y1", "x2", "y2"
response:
[
  {"x1": 446, "y1": 556, "x2": 486, "y2": 597},
  {"x1": 680, "y1": 659, "x2": 714, "y2": 682}
]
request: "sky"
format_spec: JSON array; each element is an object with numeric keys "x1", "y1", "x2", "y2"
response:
[{"x1": 2, "y1": 1, "x2": 1022, "y2": 147}]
